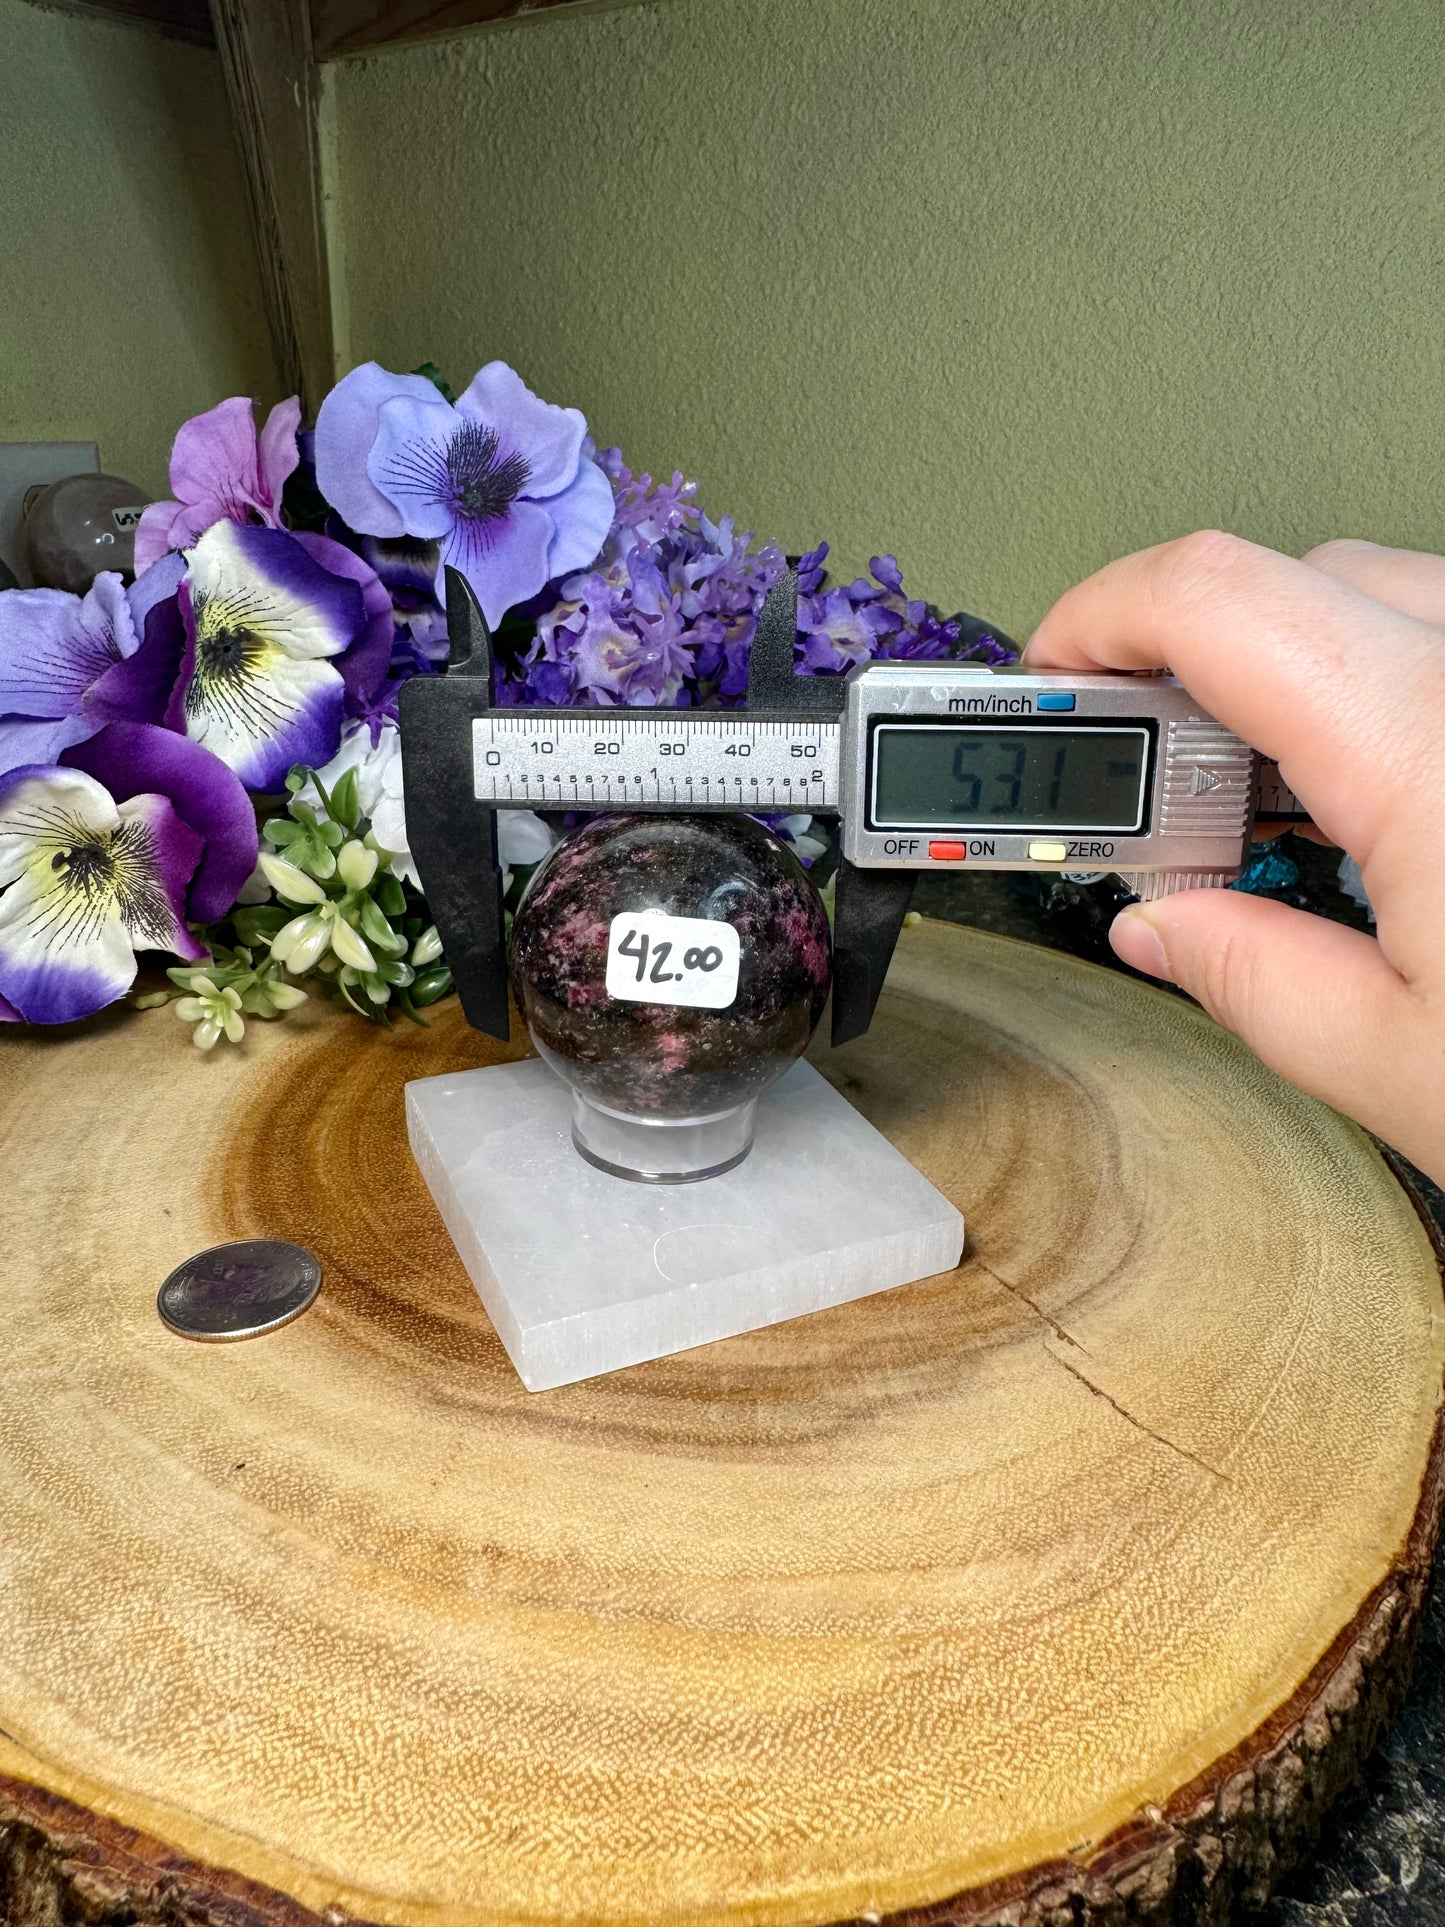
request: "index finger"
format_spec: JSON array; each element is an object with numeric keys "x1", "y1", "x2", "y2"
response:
[{"x1": 1023, "y1": 531, "x2": 1445, "y2": 857}]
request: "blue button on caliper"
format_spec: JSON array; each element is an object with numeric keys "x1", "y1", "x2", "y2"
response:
[{"x1": 1037, "y1": 691, "x2": 1076, "y2": 711}]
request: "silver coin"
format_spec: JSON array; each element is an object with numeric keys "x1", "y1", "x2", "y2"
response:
[{"x1": 157, "y1": 1240, "x2": 321, "y2": 1342}]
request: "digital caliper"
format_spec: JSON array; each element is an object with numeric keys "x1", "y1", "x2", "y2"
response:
[{"x1": 402, "y1": 570, "x2": 1305, "y2": 1048}]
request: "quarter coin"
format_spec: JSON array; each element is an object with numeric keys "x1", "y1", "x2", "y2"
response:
[{"x1": 157, "y1": 1240, "x2": 322, "y2": 1341}]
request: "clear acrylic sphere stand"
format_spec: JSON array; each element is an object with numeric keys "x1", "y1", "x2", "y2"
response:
[{"x1": 533, "y1": 1042, "x2": 756, "y2": 1183}]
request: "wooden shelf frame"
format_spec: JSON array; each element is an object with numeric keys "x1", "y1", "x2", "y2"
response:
[
  {"x1": 18, "y1": 0, "x2": 655, "y2": 425},
  {"x1": 22, "y1": 0, "x2": 648, "y2": 56}
]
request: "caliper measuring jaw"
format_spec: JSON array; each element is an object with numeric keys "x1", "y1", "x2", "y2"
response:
[{"x1": 400, "y1": 567, "x2": 919, "y2": 1048}]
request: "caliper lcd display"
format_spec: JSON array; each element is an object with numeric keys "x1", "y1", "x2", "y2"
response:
[{"x1": 870, "y1": 723, "x2": 1151, "y2": 834}]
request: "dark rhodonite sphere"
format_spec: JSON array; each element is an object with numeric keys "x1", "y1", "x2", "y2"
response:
[{"x1": 510, "y1": 814, "x2": 833, "y2": 1122}]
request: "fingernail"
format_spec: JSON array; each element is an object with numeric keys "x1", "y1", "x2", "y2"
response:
[{"x1": 1110, "y1": 907, "x2": 1173, "y2": 981}]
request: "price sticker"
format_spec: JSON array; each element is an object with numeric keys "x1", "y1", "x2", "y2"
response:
[{"x1": 605, "y1": 912, "x2": 741, "y2": 1009}]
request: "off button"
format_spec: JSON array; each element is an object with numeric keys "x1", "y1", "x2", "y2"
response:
[{"x1": 928, "y1": 841, "x2": 969, "y2": 861}]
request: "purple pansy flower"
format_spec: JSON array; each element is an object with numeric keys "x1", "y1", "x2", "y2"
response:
[
  {"x1": 324, "y1": 519, "x2": 450, "y2": 673},
  {"x1": 64, "y1": 721, "x2": 259, "y2": 923},
  {"x1": 0, "y1": 572, "x2": 141, "y2": 776},
  {"x1": 314, "y1": 361, "x2": 613, "y2": 629},
  {"x1": 0, "y1": 722, "x2": 256, "y2": 1024},
  {"x1": 96, "y1": 522, "x2": 391, "y2": 793},
  {"x1": 134, "y1": 395, "x2": 302, "y2": 575},
  {"x1": 293, "y1": 530, "x2": 396, "y2": 715}
]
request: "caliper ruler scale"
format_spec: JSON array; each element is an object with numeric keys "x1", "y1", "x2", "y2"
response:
[
  {"x1": 473, "y1": 713, "x2": 840, "y2": 814},
  {"x1": 401, "y1": 568, "x2": 1306, "y2": 1047}
]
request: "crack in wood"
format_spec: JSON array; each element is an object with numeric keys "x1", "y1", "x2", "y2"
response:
[
  {"x1": 970, "y1": 1252, "x2": 1229, "y2": 1482},
  {"x1": 971, "y1": 1254, "x2": 1093, "y2": 1355},
  {"x1": 1048, "y1": 1347, "x2": 1232, "y2": 1483}
]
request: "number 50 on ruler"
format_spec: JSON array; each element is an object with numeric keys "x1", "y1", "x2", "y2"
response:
[{"x1": 605, "y1": 913, "x2": 741, "y2": 1010}]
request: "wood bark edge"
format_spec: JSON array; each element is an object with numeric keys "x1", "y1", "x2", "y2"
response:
[{"x1": 2, "y1": 1172, "x2": 1441, "y2": 1927}]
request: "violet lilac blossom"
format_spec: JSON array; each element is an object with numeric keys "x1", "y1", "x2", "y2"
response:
[
  {"x1": 314, "y1": 362, "x2": 613, "y2": 629},
  {"x1": 134, "y1": 396, "x2": 302, "y2": 575},
  {"x1": 515, "y1": 451, "x2": 786, "y2": 707},
  {"x1": 794, "y1": 546, "x2": 1014, "y2": 675},
  {"x1": 508, "y1": 462, "x2": 1011, "y2": 713}
]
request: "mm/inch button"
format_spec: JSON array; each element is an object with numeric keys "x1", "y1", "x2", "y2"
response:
[{"x1": 928, "y1": 841, "x2": 968, "y2": 861}]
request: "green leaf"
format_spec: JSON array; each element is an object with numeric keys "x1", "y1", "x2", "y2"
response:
[
  {"x1": 133, "y1": 990, "x2": 173, "y2": 1010},
  {"x1": 295, "y1": 838, "x2": 336, "y2": 881},
  {"x1": 166, "y1": 962, "x2": 213, "y2": 988},
  {"x1": 338, "y1": 977, "x2": 372, "y2": 1020},
  {"x1": 233, "y1": 904, "x2": 291, "y2": 946},
  {"x1": 329, "y1": 766, "x2": 361, "y2": 832},
  {"x1": 308, "y1": 769, "x2": 336, "y2": 820},
  {"x1": 357, "y1": 895, "x2": 397, "y2": 948},
  {"x1": 413, "y1": 360, "x2": 456, "y2": 402},
  {"x1": 412, "y1": 965, "x2": 454, "y2": 1006},
  {"x1": 376, "y1": 873, "x2": 407, "y2": 918}
]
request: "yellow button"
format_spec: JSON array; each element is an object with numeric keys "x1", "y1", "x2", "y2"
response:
[{"x1": 1028, "y1": 840, "x2": 1068, "y2": 861}]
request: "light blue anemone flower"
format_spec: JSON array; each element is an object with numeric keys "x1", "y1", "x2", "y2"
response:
[
  {"x1": 314, "y1": 361, "x2": 614, "y2": 629},
  {"x1": 0, "y1": 762, "x2": 207, "y2": 1023}
]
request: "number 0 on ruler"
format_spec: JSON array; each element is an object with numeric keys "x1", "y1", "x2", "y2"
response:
[{"x1": 605, "y1": 913, "x2": 741, "y2": 1010}]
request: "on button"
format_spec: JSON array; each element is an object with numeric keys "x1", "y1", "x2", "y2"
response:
[{"x1": 929, "y1": 840, "x2": 968, "y2": 861}]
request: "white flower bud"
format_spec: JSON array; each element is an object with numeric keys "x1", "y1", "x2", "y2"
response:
[
  {"x1": 259, "y1": 853, "x2": 328, "y2": 905},
  {"x1": 411, "y1": 924, "x2": 443, "y2": 967},
  {"x1": 329, "y1": 914, "x2": 376, "y2": 973},
  {"x1": 274, "y1": 909, "x2": 331, "y2": 975},
  {"x1": 336, "y1": 839, "x2": 379, "y2": 890}
]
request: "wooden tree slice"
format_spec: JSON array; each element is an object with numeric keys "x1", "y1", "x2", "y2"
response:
[{"x1": 0, "y1": 921, "x2": 1440, "y2": 1927}]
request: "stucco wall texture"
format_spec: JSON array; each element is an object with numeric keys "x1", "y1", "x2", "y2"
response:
[
  {"x1": 332, "y1": 0, "x2": 1443, "y2": 637},
  {"x1": 0, "y1": 0, "x2": 278, "y2": 494}
]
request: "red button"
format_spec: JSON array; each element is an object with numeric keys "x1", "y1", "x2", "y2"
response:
[{"x1": 929, "y1": 840, "x2": 968, "y2": 861}]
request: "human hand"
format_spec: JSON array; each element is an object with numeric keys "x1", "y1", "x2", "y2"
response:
[{"x1": 1025, "y1": 532, "x2": 1445, "y2": 1186}]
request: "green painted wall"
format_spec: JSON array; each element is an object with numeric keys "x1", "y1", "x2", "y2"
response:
[
  {"x1": 334, "y1": 0, "x2": 1443, "y2": 637},
  {"x1": 0, "y1": 0, "x2": 278, "y2": 494}
]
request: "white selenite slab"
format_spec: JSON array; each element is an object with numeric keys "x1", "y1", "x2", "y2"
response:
[{"x1": 405, "y1": 1057, "x2": 963, "y2": 1392}]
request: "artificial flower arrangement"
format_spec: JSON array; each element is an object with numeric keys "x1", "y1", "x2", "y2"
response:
[{"x1": 0, "y1": 360, "x2": 1013, "y2": 1043}]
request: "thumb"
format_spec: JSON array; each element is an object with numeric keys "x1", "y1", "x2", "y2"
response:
[{"x1": 1109, "y1": 889, "x2": 1411, "y2": 1138}]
